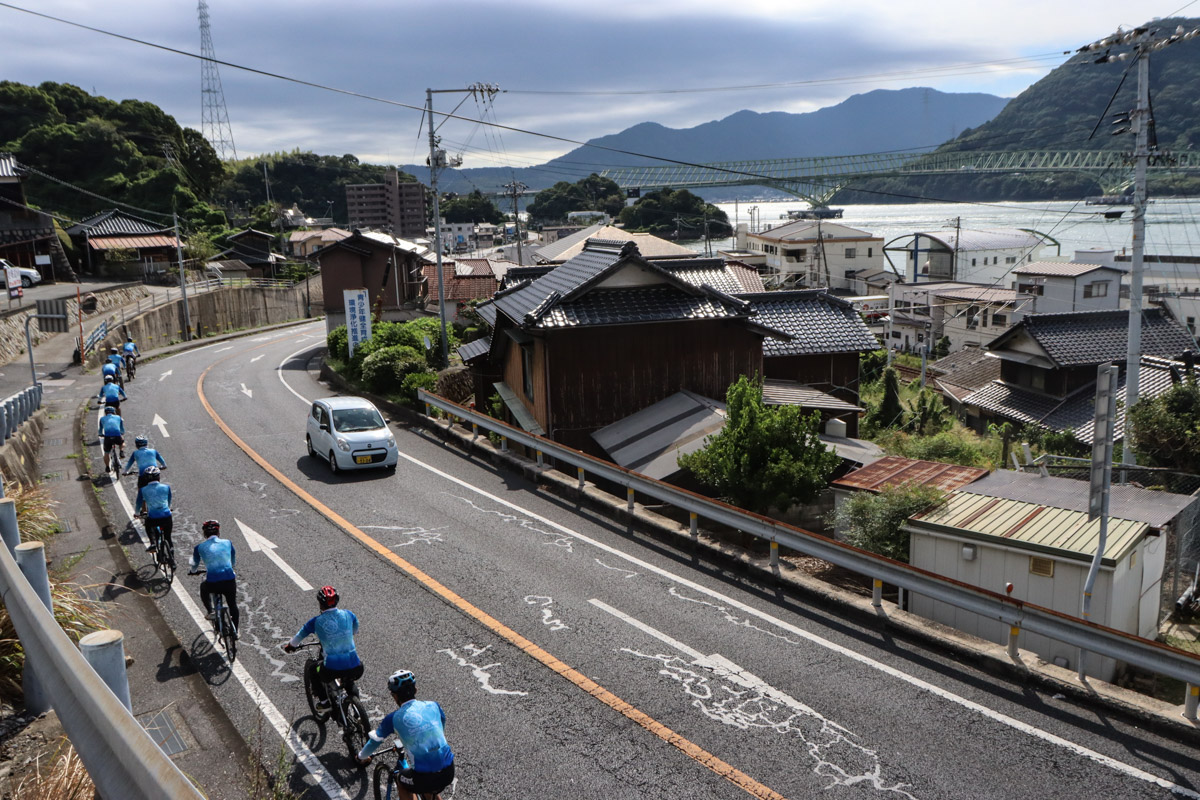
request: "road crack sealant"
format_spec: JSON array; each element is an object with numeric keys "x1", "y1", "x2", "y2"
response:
[
  {"x1": 439, "y1": 643, "x2": 529, "y2": 697},
  {"x1": 524, "y1": 595, "x2": 570, "y2": 631}
]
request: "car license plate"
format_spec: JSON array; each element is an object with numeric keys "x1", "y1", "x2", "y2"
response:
[{"x1": 355, "y1": 455, "x2": 373, "y2": 464}]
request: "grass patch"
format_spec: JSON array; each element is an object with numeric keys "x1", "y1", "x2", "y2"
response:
[
  {"x1": 11, "y1": 737, "x2": 95, "y2": 800},
  {"x1": 4, "y1": 482, "x2": 59, "y2": 542}
]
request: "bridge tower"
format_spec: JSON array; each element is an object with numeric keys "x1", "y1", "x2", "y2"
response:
[{"x1": 198, "y1": 0, "x2": 238, "y2": 161}]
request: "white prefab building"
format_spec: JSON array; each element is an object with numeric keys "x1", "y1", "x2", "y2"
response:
[
  {"x1": 736, "y1": 221, "x2": 883, "y2": 290},
  {"x1": 887, "y1": 228, "x2": 1055, "y2": 286},
  {"x1": 904, "y1": 476, "x2": 1195, "y2": 681},
  {"x1": 1009, "y1": 262, "x2": 1123, "y2": 314}
]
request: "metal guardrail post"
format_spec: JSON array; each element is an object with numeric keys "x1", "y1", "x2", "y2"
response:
[
  {"x1": 770, "y1": 540, "x2": 780, "y2": 572},
  {"x1": 627, "y1": 487, "x2": 635, "y2": 511},
  {"x1": 472, "y1": 422, "x2": 478, "y2": 440},
  {"x1": 80, "y1": 630, "x2": 132, "y2": 712},
  {"x1": 1185, "y1": 684, "x2": 1199, "y2": 722},
  {"x1": 0, "y1": 498, "x2": 18, "y2": 553},
  {"x1": 500, "y1": 435, "x2": 508, "y2": 452},
  {"x1": 15, "y1": 542, "x2": 52, "y2": 714},
  {"x1": 578, "y1": 467, "x2": 585, "y2": 490},
  {"x1": 689, "y1": 512, "x2": 698, "y2": 539},
  {"x1": 536, "y1": 450, "x2": 544, "y2": 468},
  {"x1": 1008, "y1": 626, "x2": 1021, "y2": 660},
  {"x1": 872, "y1": 578, "x2": 883, "y2": 608},
  {"x1": 0, "y1": 403, "x2": 7, "y2": 441}
]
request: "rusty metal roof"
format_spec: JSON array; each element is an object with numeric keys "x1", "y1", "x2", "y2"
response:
[
  {"x1": 88, "y1": 234, "x2": 179, "y2": 250},
  {"x1": 908, "y1": 491, "x2": 1149, "y2": 566},
  {"x1": 831, "y1": 455, "x2": 987, "y2": 493}
]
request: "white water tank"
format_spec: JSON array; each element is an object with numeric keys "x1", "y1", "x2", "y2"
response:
[
  {"x1": 1074, "y1": 247, "x2": 1116, "y2": 267},
  {"x1": 825, "y1": 418, "x2": 847, "y2": 438}
]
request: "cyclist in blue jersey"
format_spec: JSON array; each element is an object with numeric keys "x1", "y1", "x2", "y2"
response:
[
  {"x1": 97, "y1": 375, "x2": 128, "y2": 416},
  {"x1": 122, "y1": 337, "x2": 140, "y2": 380},
  {"x1": 106, "y1": 348, "x2": 126, "y2": 389},
  {"x1": 135, "y1": 466, "x2": 174, "y2": 562},
  {"x1": 123, "y1": 435, "x2": 166, "y2": 488},
  {"x1": 97, "y1": 405, "x2": 126, "y2": 473},
  {"x1": 100, "y1": 359, "x2": 119, "y2": 381},
  {"x1": 283, "y1": 586, "x2": 363, "y2": 709},
  {"x1": 188, "y1": 520, "x2": 239, "y2": 637},
  {"x1": 357, "y1": 670, "x2": 455, "y2": 798}
]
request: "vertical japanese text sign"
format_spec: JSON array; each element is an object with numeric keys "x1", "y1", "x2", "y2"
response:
[{"x1": 344, "y1": 288, "x2": 372, "y2": 357}]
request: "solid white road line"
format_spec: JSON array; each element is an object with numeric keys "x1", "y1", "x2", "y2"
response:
[
  {"x1": 99, "y1": 408, "x2": 349, "y2": 800},
  {"x1": 267, "y1": 363, "x2": 1200, "y2": 797}
]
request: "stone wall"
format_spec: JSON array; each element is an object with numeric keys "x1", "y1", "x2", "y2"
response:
[
  {"x1": 0, "y1": 283, "x2": 148, "y2": 367},
  {"x1": 0, "y1": 411, "x2": 45, "y2": 489}
]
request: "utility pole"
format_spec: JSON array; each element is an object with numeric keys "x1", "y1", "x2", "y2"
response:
[
  {"x1": 426, "y1": 84, "x2": 499, "y2": 368},
  {"x1": 173, "y1": 212, "x2": 191, "y2": 341},
  {"x1": 1078, "y1": 24, "x2": 1197, "y2": 465},
  {"x1": 502, "y1": 181, "x2": 527, "y2": 264}
]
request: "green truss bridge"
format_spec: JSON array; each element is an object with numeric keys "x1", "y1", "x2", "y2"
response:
[{"x1": 598, "y1": 150, "x2": 1199, "y2": 207}]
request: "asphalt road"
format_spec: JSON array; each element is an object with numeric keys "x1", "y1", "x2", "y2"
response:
[{"x1": 93, "y1": 320, "x2": 1200, "y2": 800}]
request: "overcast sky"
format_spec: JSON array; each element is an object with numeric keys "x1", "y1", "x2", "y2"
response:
[{"x1": 0, "y1": 1, "x2": 1177, "y2": 170}]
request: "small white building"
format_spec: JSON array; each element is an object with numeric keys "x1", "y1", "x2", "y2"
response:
[
  {"x1": 736, "y1": 220, "x2": 883, "y2": 291},
  {"x1": 904, "y1": 473, "x2": 1195, "y2": 681},
  {"x1": 1010, "y1": 262, "x2": 1123, "y2": 314},
  {"x1": 887, "y1": 281, "x2": 1033, "y2": 354},
  {"x1": 887, "y1": 228, "x2": 1055, "y2": 285}
]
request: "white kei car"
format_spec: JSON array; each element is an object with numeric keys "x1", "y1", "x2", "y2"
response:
[
  {"x1": 0, "y1": 259, "x2": 42, "y2": 288},
  {"x1": 306, "y1": 397, "x2": 398, "y2": 473}
]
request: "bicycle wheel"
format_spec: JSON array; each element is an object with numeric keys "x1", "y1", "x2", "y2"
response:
[
  {"x1": 156, "y1": 546, "x2": 174, "y2": 584},
  {"x1": 372, "y1": 761, "x2": 396, "y2": 800},
  {"x1": 219, "y1": 607, "x2": 237, "y2": 662},
  {"x1": 304, "y1": 660, "x2": 331, "y2": 722},
  {"x1": 342, "y1": 697, "x2": 370, "y2": 761}
]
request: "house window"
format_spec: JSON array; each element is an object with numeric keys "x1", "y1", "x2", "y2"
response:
[
  {"x1": 1006, "y1": 256, "x2": 1017, "y2": 264},
  {"x1": 1083, "y1": 281, "x2": 1109, "y2": 298},
  {"x1": 991, "y1": 313, "x2": 1008, "y2": 327},
  {"x1": 971, "y1": 258, "x2": 977, "y2": 267},
  {"x1": 867, "y1": 247, "x2": 873, "y2": 258},
  {"x1": 1030, "y1": 557, "x2": 1055, "y2": 577},
  {"x1": 521, "y1": 342, "x2": 534, "y2": 401},
  {"x1": 891, "y1": 331, "x2": 901, "y2": 340},
  {"x1": 845, "y1": 248, "x2": 857, "y2": 259},
  {"x1": 966, "y1": 305, "x2": 979, "y2": 330},
  {"x1": 1017, "y1": 283, "x2": 1044, "y2": 296}
]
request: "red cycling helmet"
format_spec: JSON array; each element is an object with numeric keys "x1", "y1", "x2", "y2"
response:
[
  {"x1": 317, "y1": 585, "x2": 339, "y2": 610},
  {"x1": 202, "y1": 520, "x2": 220, "y2": 537}
]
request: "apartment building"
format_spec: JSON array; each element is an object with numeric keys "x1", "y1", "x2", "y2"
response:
[{"x1": 345, "y1": 167, "x2": 428, "y2": 238}]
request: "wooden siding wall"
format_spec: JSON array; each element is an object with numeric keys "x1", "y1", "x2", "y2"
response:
[
  {"x1": 501, "y1": 336, "x2": 549, "y2": 430},
  {"x1": 763, "y1": 352, "x2": 861, "y2": 402},
  {"x1": 545, "y1": 321, "x2": 763, "y2": 452}
]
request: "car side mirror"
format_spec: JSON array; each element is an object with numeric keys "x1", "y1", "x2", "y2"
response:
[{"x1": 319, "y1": 423, "x2": 329, "y2": 431}]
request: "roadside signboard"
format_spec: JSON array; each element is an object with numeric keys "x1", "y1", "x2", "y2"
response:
[
  {"x1": 5, "y1": 264, "x2": 22, "y2": 301},
  {"x1": 344, "y1": 288, "x2": 371, "y2": 357}
]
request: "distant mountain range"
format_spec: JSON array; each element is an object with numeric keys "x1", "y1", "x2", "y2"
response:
[{"x1": 407, "y1": 87, "x2": 1010, "y2": 199}]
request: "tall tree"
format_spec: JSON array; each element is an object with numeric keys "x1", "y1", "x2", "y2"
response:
[
  {"x1": 618, "y1": 187, "x2": 730, "y2": 236},
  {"x1": 440, "y1": 189, "x2": 504, "y2": 224},
  {"x1": 678, "y1": 376, "x2": 840, "y2": 514},
  {"x1": 1128, "y1": 381, "x2": 1200, "y2": 474}
]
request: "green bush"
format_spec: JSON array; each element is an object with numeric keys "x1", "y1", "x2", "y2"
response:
[
  {"x1": 877, "y1": 428, "x2": 991, "y2": 468},
  {"x1": 327, "y1": 325, "x2": 349, "y2": 361},
  {"x1": 360, "y1": 345, "x2": 424, "y2": 394},
  {"x1": 399, "y1": 371, "x2": 438, "y2": 407},
  {"x1": 827, "y1": 484, "x2": 945, "y2": 562}
]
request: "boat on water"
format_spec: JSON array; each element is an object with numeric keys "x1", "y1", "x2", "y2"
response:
[{"x1": 781, "y1": 207, "x2": 844, "y2": 220}]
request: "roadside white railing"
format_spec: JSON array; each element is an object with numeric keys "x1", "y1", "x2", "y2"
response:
[
  {"x1": 418, "y1": 388, "x2": 1200, "y2": 716},
  {"x1": 0, "y1": 385, "x2": 42, "y2": 443},
  {"x1": 0, "y1": 500, "x2": 203, "y2": 799}
]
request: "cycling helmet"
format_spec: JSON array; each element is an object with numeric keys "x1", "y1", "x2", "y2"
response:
[
  {"x1": 317, "y1": 585, "x2": 339, "y2": 610},
  {"x1": 104, "y1": 374, "x2": 114, "y2": 383},
  {"x1": 386, "y1": 669, "x2": 416, "y2": 698},
  {"x1": 135, "y1": 435, "x2": 148, "y2": 448},
  {"x1": 126, "y1": 336, "x2": 133, "y2": 342},
  {"x1": 110, "y1": 347, "x2": 118, "y2": 354},
  {"x1": 202, "y1": 520, "x2": 220, "y2": 537},
  {"x1": 144, "y1": 466, "x2": 161, "y2": 480},
  {"x1": 104, "y1": 405, "x2": 115, "y2": 414}
]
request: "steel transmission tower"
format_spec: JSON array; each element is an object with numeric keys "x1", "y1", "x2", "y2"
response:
[{"x1": 198, "y1": 1, "x2": 238, "y2": 161}]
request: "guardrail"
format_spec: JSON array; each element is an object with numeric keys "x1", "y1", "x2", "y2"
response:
[
  {"x1": 417, "y1": 388, "x2": 1200, "y2": 712},
  {"x1": 0, "y1": 504, "x2": 203, "y2": 798},
  {"x1": 0, "y1": 385, "x2": 42, "y2": 443}
]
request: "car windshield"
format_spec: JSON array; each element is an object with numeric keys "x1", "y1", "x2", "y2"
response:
[{"x1": 331, "y1": 407, "x2": 385, "y2": 432}]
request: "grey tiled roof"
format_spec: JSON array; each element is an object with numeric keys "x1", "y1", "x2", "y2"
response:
[
  {"x1": 66, "y1": 209, "x2": 167, "y2": 237},
  {"x1": 739, "y1": 290, "x2": 879, "y2": 356},
  {"x1": 1000, "y1": 308, "x2": 1195, "y2": 367},
  {"x1": 476, "y1": 301, "x2": 498, "y2": 327},
  {"x1": 457, "y1": 336, "x2": 491, "y2": 362},
  {"x1": 963, "y1": 381, "x2": 1064, "y2": 428},
  {"x1": 539, "y1": 287, "x2": 745, "y2": 328},
  {"x1": 493, "y1": 240, "x2": 629, "y2": 324},
  {"x1": 658, "y1": 258, "x2": 756, "y2": 295}
]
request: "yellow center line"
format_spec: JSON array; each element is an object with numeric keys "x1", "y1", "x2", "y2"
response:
[{"x1": 197, "y1": 339, "x2": 788, "y2": 800}]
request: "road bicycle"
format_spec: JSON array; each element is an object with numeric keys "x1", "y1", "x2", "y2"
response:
[
  {"x1": 370, "y1": 742, "x2": 446, "y2": 800},
  {"x1": 143, "y1": 514, "x2": 175, "y2": 584},
  {"x1": 125, "y1": 354, "x2": 136, "y2": 382},
  {"x1": 188, "y1": 567, "x2": 237, "y2": 661},
  {"x1": 290, "y1": 641, "x2": 370, "y2": 761}
]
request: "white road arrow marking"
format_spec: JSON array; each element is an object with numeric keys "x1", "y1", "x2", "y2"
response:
[
  {"x1": 240, "y1": 383, "x2": 253, "y2": 398},
  {"x1": 250, "y1": 354, "x2": 265, "y2": 363},
  {"x1": 234, "y1": 519, "x2": 312, "y2": 591},
  {"x1": 158, "y1": 369, "x2": 173, "y2": 382},
  {"x1": 216, "y1": 346, "x2": 233, "y2": 353},
  {"x1": 151, "y1": 414, "x2": 170, "y2": 439}
]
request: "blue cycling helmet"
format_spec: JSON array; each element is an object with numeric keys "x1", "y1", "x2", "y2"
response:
[
  {"x1": 387, "y1": 669, "x2": 415, "y2": 697},
  {"x1": 135, "y1": 435, "x2": 148, "y2": 448}
]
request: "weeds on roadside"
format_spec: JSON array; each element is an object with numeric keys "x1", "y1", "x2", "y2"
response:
[
  {"x1": 245, "y1": 712, "x2": 303, "y2": 800},
  {"x1": 11, "y1": 737, "x2": 95, "y2": 800},
  {"x1": 4, "y1": 481, "x2": 59, "y2": 542}
]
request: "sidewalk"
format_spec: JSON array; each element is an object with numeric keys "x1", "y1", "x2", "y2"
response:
[{"x1": 0, "y1": 292, "x2": 319, "y2": 797}]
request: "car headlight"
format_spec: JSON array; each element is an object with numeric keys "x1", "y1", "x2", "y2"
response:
[
  {"x1": 336, "y1": 437, "x2": 351, "y2": 452},
  {"x1": 386, "y1": 435, "x2": 396, "y2": 448}
]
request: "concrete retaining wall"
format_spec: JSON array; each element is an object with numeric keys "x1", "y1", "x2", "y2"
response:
[
  {"x1": 0, "y1": 284, "x2": 148, "y2": 367},
  {"x1": 0, "y1": 411, "x2": 46, "y2": 489}
]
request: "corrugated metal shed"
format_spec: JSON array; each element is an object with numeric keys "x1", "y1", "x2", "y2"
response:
[
  {"x1": 909, "y1": 491, "x2": 1149, "y2": 566},
  {"x1": 591, "y1": 390, "x2": 726, "y2": 480},
  {"x1": 832, "y1": 455, "x2": 987, "y2": 493},
  {"x1": 963, "y1": 470, "x2": 1195, "y2": 529},
  {"x1": 0, "y1": 153, "x2": 18, "y2": 180},
  {"x1": 1011, "y1": 261, "x2": 1115, "y2": 277},
  {"x1": 761, "y1": 380, "x2": 863, "y2": 412}
]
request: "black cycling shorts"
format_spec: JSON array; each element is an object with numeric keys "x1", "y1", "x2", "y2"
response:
[
  {"x1": 102, "y1": 435, "x2": 124, "y2": 452},
  {"x1": 399, "y1": 762, "x2": 454, "y2": 794}
]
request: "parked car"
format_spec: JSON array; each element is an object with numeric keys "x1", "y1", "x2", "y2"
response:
[
  {"x1": 0, "y1": 259, "x2": 42, "y2": 288},
  {"x1": 306, "y1": 396, "x2": 398, "y2": 473}
]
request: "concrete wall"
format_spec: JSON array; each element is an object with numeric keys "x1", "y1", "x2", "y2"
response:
[
  {"x1": 0, "y1": 410, "x2": 45, "y2": 489},
  {"x1": 0, "y1": 284, "x2": 148, "y2": 367}
]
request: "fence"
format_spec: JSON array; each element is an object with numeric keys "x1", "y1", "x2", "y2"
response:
[
  {"x1": 0, "y1": 499, "x2": 203, "y2": 798},
  {"x1": 418, "y1": 388, "x2": 1200, "y2": 717},
  {"x1": 0, "y1": 385, "x2": 42, "y2": 443}
]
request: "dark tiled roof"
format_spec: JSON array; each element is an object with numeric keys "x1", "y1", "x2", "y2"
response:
[
  {"x1": 457, "y1": 336, "x2": 491, "y2": 363},
  {"x1": 66, "y1": 209, "x2": 167, "y2": 237},
  {"x1": 961, "y1": 381, "x2": 1064, "y2": 428},
  {"x1": 998, "y1": 308, "x2": 1195, "y2": 367},
  {"x1": 657, "y1": 258, "x2": 758, "y2": 295},
  {"x1": 539, "y1": 287, "x2": 745, "y2": 328},
  {"x1": 476, "y1": 301, "x2": 498, "y2": 327},
  {"x1": 930, "y1": 348, "x2": 1000, "y2": 401},
  {"x1": 739, "y1": 290, "x2": 879, "y2": 356},
  {"x1": 493, "y1": 240, "x2": 629, "y2": 324}
]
